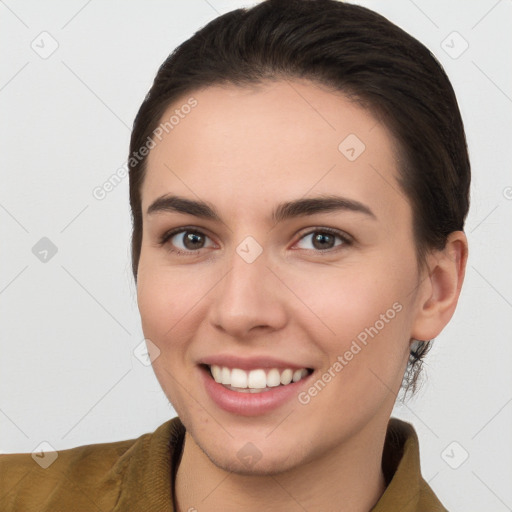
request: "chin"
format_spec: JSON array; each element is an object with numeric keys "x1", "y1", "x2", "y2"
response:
[{"x1": 203, "y1": 442, "x2": 304, "y2": 477}]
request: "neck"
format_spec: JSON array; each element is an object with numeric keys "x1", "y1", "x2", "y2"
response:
[{"x1": 175, "y1": 419, "x2": 389, "y2": 512}]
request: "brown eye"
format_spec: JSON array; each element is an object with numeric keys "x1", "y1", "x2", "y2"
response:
[
  {"x1": 179, "y1": 231, "x2": 206, "y2": 250},
  {"x1": 312, "y1": 232, "x2": 336, "y2": 250},
  {"x1": 295, "y1": 228, "x2": 351, "y2": 252},
  {"x1": 160, "y1": 228, "x2": 214, "y2": 255}
]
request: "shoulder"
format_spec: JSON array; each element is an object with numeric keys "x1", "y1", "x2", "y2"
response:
[
  {"x1": 0, "y1": 417, "x2": 184, "y2": 512},
  {"x1": 0, "y1": 436, "x2": 140, "y2": 511}
]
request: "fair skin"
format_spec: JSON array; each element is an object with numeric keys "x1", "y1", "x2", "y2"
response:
[{"x1": 137, "y1": 79, "x2": 468, "y2": 512}]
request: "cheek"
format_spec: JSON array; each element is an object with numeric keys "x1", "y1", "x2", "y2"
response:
[
  {"x1": 136, "y1": 264, "x2": 207, "y2": 409},
  {"x1": 288, "y1": 257, "x2": 415, "y2": 391},
  {"x1": 136, "y1": 259, "x2": 218, "y2": 359},
  {"x1": 289, "y1": 260, "x2": 410, "y2": 337},
  {"x1": 137, "y1": 262, "x2": 187, "y2": 339}
]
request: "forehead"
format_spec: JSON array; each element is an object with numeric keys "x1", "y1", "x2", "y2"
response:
[{"x1": 142, "y1": 79, "x2": 408, "y2": 222}]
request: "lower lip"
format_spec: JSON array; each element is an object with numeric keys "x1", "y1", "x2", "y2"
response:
[{"x1": 200, "y1": 366, "x2": 313, "y2": 417}]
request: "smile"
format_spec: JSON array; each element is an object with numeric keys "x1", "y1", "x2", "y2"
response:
[
  {"x1": 208, "y1": 365, "x2": 312, "y2": 393},
  {"x1": 198, "y1": 360, "x2": 315, "y2": 416}
]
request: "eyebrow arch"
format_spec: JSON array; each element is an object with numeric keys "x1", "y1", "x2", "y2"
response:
[{"x1": 146, "y1": 194, "x2": 377, "y2": 223}]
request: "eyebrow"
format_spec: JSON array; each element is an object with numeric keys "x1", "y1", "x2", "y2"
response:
[{"x1": 146, "y1": 194, "x2": 377, "y2": 223}]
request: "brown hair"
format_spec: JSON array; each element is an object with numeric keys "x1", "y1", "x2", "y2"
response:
[{"x1": 128, "y1": 0, "x2": 470, "y2": 397}]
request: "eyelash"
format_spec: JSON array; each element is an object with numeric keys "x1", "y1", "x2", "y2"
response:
[{"x1": 158, "y1": 226, "x2": 353, "y2": 257}]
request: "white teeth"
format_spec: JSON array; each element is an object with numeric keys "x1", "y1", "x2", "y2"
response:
[
  {"x1": 209, "y1": 365, "x2": 310, "y2": 391},
  {"x1": 280, "y1": 369, "x2": 293, "y2": 385},
  {"x1": 211, "y1": 365, "x2": 222, "y2": 383},
  {"x1": 292, "y1": 368, "x2": 309, "y2": 382},
  {"x1": 221, "y1": 367, "x2": 231, "y2": 385},
  {"x1": 247, "y1": 369, "x2": 267, "y2": 389},
  {"x1": 266, "y1": 369, "x2": 281, "y2": 387},
  {"x1": 231, "y1": 368, "x2": 248, "y2": 388}
]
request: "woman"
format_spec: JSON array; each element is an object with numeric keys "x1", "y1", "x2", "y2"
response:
[{"x1": 1, "y1": 0, "x2": 469, "y2": 510}]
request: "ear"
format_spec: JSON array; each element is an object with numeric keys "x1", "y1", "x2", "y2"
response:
[{"x1": 411, "y1": 231, "x2": 468, "y2": 341}]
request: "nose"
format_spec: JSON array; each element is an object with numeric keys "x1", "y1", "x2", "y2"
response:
[{"x1": 207, "y1": 243, "x2": 288, "y2": 340}]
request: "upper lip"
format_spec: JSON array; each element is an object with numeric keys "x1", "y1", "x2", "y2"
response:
[{"x1": 198, "y1": 354, "x2": 313, "y2": 372}]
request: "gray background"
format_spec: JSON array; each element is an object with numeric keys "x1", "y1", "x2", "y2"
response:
[{"x1": 1, "y1": 0, "x2": 511, "y2": 509}]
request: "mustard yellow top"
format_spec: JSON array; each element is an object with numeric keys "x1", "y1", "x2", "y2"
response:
[{"x1": 0, "y1": 416, "x2": 448, "y2": 511}]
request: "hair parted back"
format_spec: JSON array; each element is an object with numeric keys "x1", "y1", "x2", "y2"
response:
[{"x1": 128, "y1": 0, "x2": 470, "y2": 397}]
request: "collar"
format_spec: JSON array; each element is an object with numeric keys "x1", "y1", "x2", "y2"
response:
[
  {"x1": 114, "y1": 416, "x2": 447, "y2": 511},
  {"x1": 371, "y1": 417, "x2": 448, "y2": 511}
]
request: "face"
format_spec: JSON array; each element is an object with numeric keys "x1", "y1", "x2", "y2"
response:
[{"x1": 137, "y1": 79, "x2": 428, "y2": 475}]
